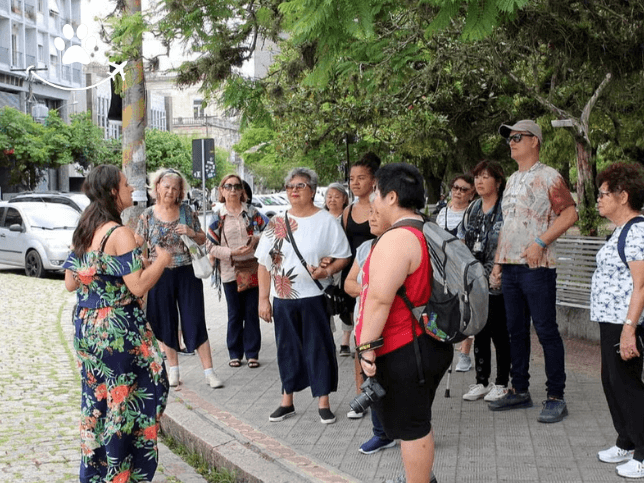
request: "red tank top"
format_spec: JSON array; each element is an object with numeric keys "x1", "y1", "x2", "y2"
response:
[{"x1": 355, "y1": 226, "x2": 431, "y2": 356}]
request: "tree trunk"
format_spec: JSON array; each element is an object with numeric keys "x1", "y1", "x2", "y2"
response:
[
  {"x1": 576, "y1": 138, "x2": 599, "y2": 236},
  {"x1": 120, "y1": 0, "x2": 147, "y2": 229}
]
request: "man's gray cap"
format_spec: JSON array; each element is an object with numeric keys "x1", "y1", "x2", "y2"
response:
[{"x1": 499, "y1": 120, "x2": 543, "y2": 145}]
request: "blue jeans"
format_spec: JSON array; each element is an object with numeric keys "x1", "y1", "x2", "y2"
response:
[
  {"x1": 501, "y1": 265, "x2": 566, "y2": 398},
  {"x1": 222, "y1": 282, "x2": 261, "y2": 360}
]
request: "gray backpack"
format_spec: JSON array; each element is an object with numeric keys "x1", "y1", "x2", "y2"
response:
[{"x1": 394, "y1": 218, "x2": 489, "y2": 344}]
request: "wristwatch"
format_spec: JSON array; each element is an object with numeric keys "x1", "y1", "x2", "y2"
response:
[{"x1": 625, "y1": 319, "x2": 635, "y2": 326}]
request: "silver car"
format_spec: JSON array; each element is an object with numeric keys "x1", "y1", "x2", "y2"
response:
[{"x1": 0, "y1": 201, "x2": 79, "y2": 277}]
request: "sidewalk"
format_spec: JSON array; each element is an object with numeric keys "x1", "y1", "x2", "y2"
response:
[
  {"x1": 0, "y1": 269, "x2": 625, "y2": 482},
  {"x1": 161, "y1": 282, "x2": 624, "y2": 483},
  {"x1": 0, "y1": 269, "x2": 207, "y2": 483}
]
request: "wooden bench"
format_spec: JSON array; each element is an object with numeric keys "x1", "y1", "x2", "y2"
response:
[{"x1": 555, "y1": 236, "x2": 606, "y2": 309}]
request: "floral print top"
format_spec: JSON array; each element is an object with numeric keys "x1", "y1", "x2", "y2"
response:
[
  {"x1": 591, "y1": 221, "x2": 644, "y2": 324},
  {"x1": 255, "y1": 209, "x2": 351, "y2": 299},
  {"x1": 135, "y1": 203, "x2": 202, "y2": 268},
  {"x1": 496, "y1": 162, "x2": 575, "y2": 267}
]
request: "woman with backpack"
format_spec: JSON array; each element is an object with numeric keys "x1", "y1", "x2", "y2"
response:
[{"x1": 458, "y1": 161, "x2": 511, "y2": 403}]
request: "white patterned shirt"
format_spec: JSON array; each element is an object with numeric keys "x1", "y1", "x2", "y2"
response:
[{"x1": 590, "y1": 220, "x2": 644, "y2": 324}]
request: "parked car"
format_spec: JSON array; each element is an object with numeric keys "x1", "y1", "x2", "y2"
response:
[
  {"x1": 251, "y1": 194, "x2": 291, "y2": 218},
  {"x1": 0, "y1": 201, "x2": 79, "y2": 277},
  {"x1": 9, "y1": 191, "x2": 90, "y2": 213}
]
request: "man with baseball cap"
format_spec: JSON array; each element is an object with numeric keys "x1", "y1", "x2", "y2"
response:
[{"x1": 488, "y1": 119, "x2": 578, "y2": 423}]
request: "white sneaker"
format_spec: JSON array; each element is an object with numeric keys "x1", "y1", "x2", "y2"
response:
[
  {"x1": 455, "y1": 353, "x2": 472, "y2": 372},
  {"x1": 168, "y1": 369, "x2": 179, "y2": 387},
  {"x1": 206, "y1": 372, "x2": 224, "y2": 389},
  {"x1": 598, "y1": 445, "x2": 634, "y2": 463},
  {"x1": 484, "y1": 384, "x2": 509, "y2": 402},
  {"x1": 347, "y1": 409, "x2": 366, "y2": 419},
  {"x1": 463, "y1": 383, "x2": 492, "y2": 401},
  {"x1": 616, "y1": 459, "x2": 644, "y2": 478}
]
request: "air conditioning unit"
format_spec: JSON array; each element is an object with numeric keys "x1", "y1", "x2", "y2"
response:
[{"x1": 32, "y1": 103, "x2": 49, "y2": 120}]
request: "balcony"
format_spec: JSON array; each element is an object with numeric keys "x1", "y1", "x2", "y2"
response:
[
  {"x1": 11, "y1": 50, "x2": 23, "y2": 69},
  {"x1": 24, "y1": 1, "x2": 35, "y2": 21},
  {"x1": 10, "y1": 0, "x2": 20, "y2": 15}
]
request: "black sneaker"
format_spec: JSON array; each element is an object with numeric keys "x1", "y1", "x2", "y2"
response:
[
  {"x1": 319, "y1": 407, "x2": 336, "y2": 424},
  {"x1": 269, "y1": 405, "x2": 295, "y2": 422},
  {"x1": 537, "y1": 397, "x2": 568, "y2": 423},
  {"x1": 488, "y1": 389, "x2": 532, "y2": 411}
]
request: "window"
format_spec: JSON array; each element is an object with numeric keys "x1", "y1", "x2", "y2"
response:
[
  {"x1": 3, "y1": 208, "x2": 22, "y2": 229},
  {"x1": 38, "y1": 44, "x2": 44, "y2": 62},
  {"x1": 37, "y1": 0, "x2": 43, "y2": 12},
  {"x1": 193, "y1": 99, "x2": 204, "y2": 118}
]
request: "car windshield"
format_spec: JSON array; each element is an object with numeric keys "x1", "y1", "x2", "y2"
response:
[{"x1": 21, "y1": 204, "x2": 80, "y2": 229}]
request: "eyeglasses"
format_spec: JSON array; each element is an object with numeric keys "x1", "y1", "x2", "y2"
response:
[
  {"x1": 452, "y1": 185, "x2": 471, "y2": 193},
  {"x1": 285, "y1": 182, "x2": 310, "y2": 191},
  {"x1": 223, "y1": 183, "x2": 243, "y2": 191},
  {"x1": 598, "y1": 190, "x2": 612, "y2": 199},
  {"x1": 506, "y1": 133, "x2": 534, "y2": 145}
]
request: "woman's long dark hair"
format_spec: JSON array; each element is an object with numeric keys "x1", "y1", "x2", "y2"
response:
[{"x1": 72, "y1": 165, "x2": 123, "y2": 256}]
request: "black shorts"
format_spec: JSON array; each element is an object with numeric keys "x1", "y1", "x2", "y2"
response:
[{"x1": 372, "y1": 334, "x2": 452, "y2": 441}]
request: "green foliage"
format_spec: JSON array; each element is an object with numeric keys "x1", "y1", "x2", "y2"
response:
[{"x1": 0, "y1": 107, "x2": 114, "y2": 189}]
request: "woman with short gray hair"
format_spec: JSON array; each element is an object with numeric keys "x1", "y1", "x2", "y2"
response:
[{"x1": 256, "y1": 167, "x2": 351, "y2": 424}]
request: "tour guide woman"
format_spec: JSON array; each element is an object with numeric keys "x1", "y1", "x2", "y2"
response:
[
  {"x1": 256, "y1": 167, "x2": 351, "y2": 424},
  {"x1": 591, "y1": 163, "x2": 644, "y2": 479},
  {"x1": 357, "y1": 163, "x2": 452, "y2": 483},
  {"x1": 64, "y1": 165, "x2": 171, "y2": 483}
]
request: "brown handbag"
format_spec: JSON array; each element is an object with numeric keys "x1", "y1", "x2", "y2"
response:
[{"x1": 233, "y1": 258, "x2": 259, "y2": 292}]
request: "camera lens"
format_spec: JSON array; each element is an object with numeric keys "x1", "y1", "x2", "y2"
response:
[{"x1": 349, "y1": 393, "x2": 370, "y2": 413}]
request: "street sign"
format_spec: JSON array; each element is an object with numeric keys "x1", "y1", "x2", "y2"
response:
[{"x1": 192, "y1": 139, "x2": 216, "y2": 179}]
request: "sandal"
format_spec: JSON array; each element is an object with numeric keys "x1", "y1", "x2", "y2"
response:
[
  {"x1": 248, "y1": 360, "x2": 260, "y2": 369},
  {"x1": 228, "y1": 359, "x2": 242, "y2": 368}
]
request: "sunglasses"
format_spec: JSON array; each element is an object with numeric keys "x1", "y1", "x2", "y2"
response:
[
  {"x1": 506, "y1": 133, "x2": 535, "y2": 145},
  {"x1": 223, "y1": 183, "x2": 243, "y2": 191},
  {"x1": 452, "y1": 185, "x2": 471, "y2": 193},
  {"x1": 285, "y1": 182, "x2": 310, "y2": 191}
]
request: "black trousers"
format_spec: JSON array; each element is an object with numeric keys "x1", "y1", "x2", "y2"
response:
[
  {"x1": 474, "y1": 294, "x2": 511, "y2": 387},
  {"x1": 600, "y1": 322, "x2": 644, "y2": 461}
]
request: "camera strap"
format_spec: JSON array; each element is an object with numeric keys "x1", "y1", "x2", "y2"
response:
[{"x1": 356, "y1": 337, "x2": 384, "y2": 354}]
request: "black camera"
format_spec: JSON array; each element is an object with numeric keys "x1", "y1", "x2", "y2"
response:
[{"x1": 349, "y1": 377, "x2": 386, "y2": 413}]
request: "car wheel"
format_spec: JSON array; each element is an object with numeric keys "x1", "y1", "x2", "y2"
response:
[{"x1": 25, "y1": 250, "x2": 45, "y2": 278}]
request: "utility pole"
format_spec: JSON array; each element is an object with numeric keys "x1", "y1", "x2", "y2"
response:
[{"x1": 120, "y1": 0, "x2": 147, "y2": 228}]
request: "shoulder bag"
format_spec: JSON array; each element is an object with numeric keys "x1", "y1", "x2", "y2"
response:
[
  {"x1": 179, "y1": 204, "x2": 214, "y2": 279},
  {"x1": 221, "y1": 215, "x2": 259, "y2": 292}
]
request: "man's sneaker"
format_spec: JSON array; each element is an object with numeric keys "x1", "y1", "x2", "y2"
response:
[
  {"x1": 347, "y1": 408, "x2": 366, "y2": 419},
  {"x1": 598, "y1": 446, "x2": 634, "y2": 463},
  {"x1": 463, "y1": 383, "x2": 492, "y2": 401},
  {"x1": 537, "y1": 397, "x2": 568, "y2": 423},
  {"x1": 359, "y1": 435, "x2": 396, "y2": 454},
  {"x1": 319, "y1": 407, "x2": 336, "y2": 424},
  {"x1": 484, "y1": 384, "x2": 508, "y2": 402},
  {"x1": 616, "y1": 459, "x2": 644, "y2": 478},
  {"x1": 269, "y1": 405, "x2": 295, "y2": 422},
  {"x1": 455, "y1": 353, "x2": 472, "y2": 372},
  {"x1": 488, "y1": 389, "x2": 532, "y2": 411}
]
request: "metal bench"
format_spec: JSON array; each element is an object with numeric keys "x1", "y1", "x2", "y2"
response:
[{"x1": 555, "y1": 236, "x2": 606, "y2": 309}]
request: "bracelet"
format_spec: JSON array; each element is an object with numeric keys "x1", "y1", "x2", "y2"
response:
[
  {"x1": 357, "y1": 337, "x2": 384, "y2": 354},
  {"x1": 535, "y1": 237, "x2": 547, "y2": 249}
]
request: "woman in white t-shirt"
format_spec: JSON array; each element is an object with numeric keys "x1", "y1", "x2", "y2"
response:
[
  {"x1": 591, "y1": 163, "x2": 644, "y2": 479},
  {"x1": 256, "y1": 168, "x2": 351, "y2": 425},
  {"x1": 436, "y1": 174, "x2": 476, "y2": 236}
]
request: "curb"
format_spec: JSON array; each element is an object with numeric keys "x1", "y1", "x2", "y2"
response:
[{"x1": 161, "y1": 387, "x2": 361, "y2": 483}]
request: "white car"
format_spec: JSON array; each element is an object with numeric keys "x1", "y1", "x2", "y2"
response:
[
  {"x1": 0, "y1": 201, "x2": 79, "y2": 277},
  {"x1": 251, "y1": 194, "x2": 291, "y2": 218}
]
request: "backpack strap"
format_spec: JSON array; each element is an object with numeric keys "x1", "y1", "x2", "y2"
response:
[{"x1": 618, "y1": 216, "x2": 644, "y2": 267}]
